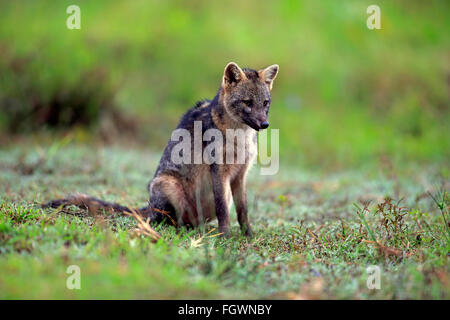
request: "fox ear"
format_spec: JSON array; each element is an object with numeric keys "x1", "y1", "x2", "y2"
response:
[
  {"x1": 223, "y1": 62, "x2": 246, "y2": 87},
  {"x1": 259, "y1": 64, "x2": 279, "y2": 90}
]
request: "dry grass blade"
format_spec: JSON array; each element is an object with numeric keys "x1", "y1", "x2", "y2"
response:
[
  {"x1": 153, "y1": 207, "x2": 178, "y2": 226},
  {"x1": 306, "y1": 228, "x2": 318, "y2": 240},
  {"x1": 190, "y1": 228, "x2": 221, "y2": 248},
  {"x1": 139, "y1": 206, "x2": 177, "y2": 226},
  {"x1": 125, "y1": 208, "x2": 161, "y2": 242}
]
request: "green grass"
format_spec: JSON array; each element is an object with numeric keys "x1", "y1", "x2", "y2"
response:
[{"x1": 0, "y1": 140, "x2": 448, "y2": 299}]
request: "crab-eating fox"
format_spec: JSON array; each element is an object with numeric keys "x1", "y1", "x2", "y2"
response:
[{"x1": 44, "y1": 62, "x2": 279, "y2": 237}]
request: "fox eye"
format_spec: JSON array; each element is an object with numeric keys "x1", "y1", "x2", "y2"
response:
[
  {"x1": 263, "y1": 100, "x2": 269, "y2": 107},
  {"x1": 242, "y1": 99, "x2": 252, "y2": 107}
]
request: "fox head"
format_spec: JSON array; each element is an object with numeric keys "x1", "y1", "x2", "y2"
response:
[{"x1": 220, "y1": 62, "x2": 279, "y2": 131}]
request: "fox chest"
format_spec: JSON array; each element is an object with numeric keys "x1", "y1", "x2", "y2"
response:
[
  {"x1": 188, "y1": 131, "x2": 257, "y2": 224},
  {"x1": 224, "y1": 129, "x2": 257, "y2": 166}
]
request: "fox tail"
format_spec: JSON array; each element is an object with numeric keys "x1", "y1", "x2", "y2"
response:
[{"x1": 42, "y1": 193, "x2": 166, "y2": 222}]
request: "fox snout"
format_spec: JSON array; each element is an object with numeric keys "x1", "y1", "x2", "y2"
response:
[
  {"x1": 255, "y1": 119, "x2": 269, "y2": 130},
  {"x1": 244, "y1": 117, "x2": 269, "y2": 131},
  {"x1": 253, "y1": 115, "x2": 270, "y2": 130}
]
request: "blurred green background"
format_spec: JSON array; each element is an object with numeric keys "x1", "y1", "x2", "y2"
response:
[{"x1": 0, "y1": 0, "x2": 448, "y2": 168}]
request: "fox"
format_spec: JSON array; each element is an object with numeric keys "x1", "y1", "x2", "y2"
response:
[{"x1": 43, "y1": 62, "x2": 279, "y2": 237}]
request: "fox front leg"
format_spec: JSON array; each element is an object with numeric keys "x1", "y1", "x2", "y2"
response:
[
  {"x1": 210, "y1": 164, "x2": 231, "y2": 237},
  {"x1": 231, "y1": 173, "x2": 253, "y2": 238}
]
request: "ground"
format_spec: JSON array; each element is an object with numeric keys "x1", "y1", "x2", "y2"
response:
[{"x1": 0, "y1": 140, "x2": 448, "y2": 299}]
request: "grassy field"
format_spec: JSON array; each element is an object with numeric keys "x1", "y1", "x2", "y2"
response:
[{"x1": 0, "y1": 139, "x2": 448, "y2": 299}]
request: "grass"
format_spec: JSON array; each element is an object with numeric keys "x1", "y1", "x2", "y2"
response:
[{"x1": 0, "y1": 139, "x2": 448, "y2": 299}]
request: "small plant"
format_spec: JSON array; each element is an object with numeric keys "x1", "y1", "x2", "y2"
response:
[
  {"x1": 354, "y1": 198, "x2": 421, "y2": 259},
  {"x1": 428, "y1": 189, "x2": 450, "y2": 239},
  {"x1": 375, "y1": 197, "x2": 409, "y2": 247},
  {"x1": 354, "y1": 202, "x2": 377, "y2": 242}
]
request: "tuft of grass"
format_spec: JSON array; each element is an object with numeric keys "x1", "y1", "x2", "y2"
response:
[{"x1": 428, "y1": 189, "x2": 450, "y2": 239}]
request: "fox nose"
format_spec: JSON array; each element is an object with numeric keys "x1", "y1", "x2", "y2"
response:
[{"x1": 260, "y1": 121, "x2": 269, "y2": 129}]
